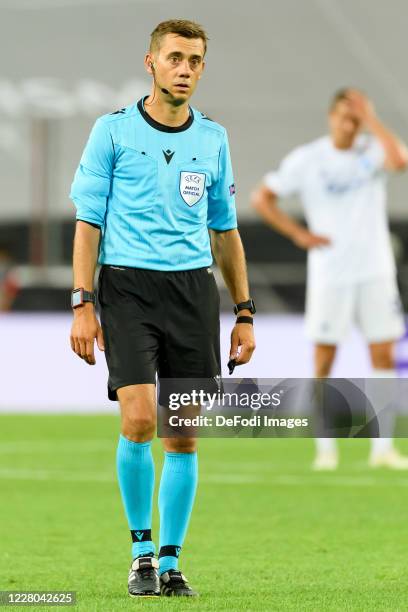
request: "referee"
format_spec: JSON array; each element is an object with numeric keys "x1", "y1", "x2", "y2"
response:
[{"x1": 69, "y1": 20, "x2": 255, "y2": 598}]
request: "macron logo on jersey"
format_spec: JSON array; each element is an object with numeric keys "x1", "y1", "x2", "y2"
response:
[
  {"x1": 179, "y1": 171, "x2": 206, "y2": 206},
  {"x1": 163, "y1": 149, "x2": 175, "y2": 164}
]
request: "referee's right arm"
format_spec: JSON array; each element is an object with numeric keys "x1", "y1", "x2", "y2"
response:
[
  {"x1": 70, "y1": 221, "x2": 104, "y2": 365},
  {"x1": 69, "y1": 118, "x2": 114, "y2": 365}
]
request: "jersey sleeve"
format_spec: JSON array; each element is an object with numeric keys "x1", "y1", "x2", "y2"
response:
[
  {"x1": 263, "y1": 147, "x2": 305, "y2": 198},
  {"x1": 70, "y1": 118, "x2": 114, "y2": 227},
  {"x1": 361, "y1": 136, "x2": 386, "y2": 173},
  {"x1": 207, "y1": 130, "x2": 238, "y2": 231}
]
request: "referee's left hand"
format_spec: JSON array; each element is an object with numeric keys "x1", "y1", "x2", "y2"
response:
[{"x1": 230, "y1": 321, "x2": 256, "y2": 366}]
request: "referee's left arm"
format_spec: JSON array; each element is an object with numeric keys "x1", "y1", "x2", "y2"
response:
[
  {"x1": 210, "y1": 229, "x2": 255, "y2": 365},
  {"x1": 69, "y1": 117, "x2": 114, "y2": 364},
  {"x1": 207, "y1": 129, "x2": 255, "y2": 366}
]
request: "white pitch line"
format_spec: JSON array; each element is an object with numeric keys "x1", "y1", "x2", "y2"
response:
[
  {"x1": 0, "y1": 439, "x2": 113, "y2": 454},
  {"x1": 203, "y1": 474, "x2": 265, "y2": 484},
  {"x1": 0, "y1": 468, "x2": 115, "y2": 483},
  {"x1": 1, "y1": 467, "x2": 408, "y2": 488}
]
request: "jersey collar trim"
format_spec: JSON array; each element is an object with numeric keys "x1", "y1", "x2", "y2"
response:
[{"x1": 137, "y1": 97, "x2": 194, "y2": 133}]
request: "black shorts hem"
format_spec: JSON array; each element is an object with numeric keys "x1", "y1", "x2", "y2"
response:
[{"x1": 108, "y1": 378, "x2": 156, "y2": 401}]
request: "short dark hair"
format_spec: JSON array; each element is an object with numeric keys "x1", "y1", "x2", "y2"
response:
[
  {"x1": 150, "y1": 19, "x2": 208, "y2": 56},
  {"x1": 329, "y1": 88, "x2": 351, "y2": 111}
]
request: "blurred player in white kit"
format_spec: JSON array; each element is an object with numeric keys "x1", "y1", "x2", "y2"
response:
[{"x1": 252, "y1": 88, "x2": 408, "y2": 469}]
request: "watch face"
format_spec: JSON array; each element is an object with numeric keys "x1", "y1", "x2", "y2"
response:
[{"x1": 71, "y1": 289, "x2": 82, "y2": 308}]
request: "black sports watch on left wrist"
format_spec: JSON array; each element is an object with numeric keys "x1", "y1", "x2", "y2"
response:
[
  {"x1": 71, "y1": 288, "x2": 96, "y2": 309},
  {"x1": 233, "y1": 298, "x2": 256, "y2": 315}
]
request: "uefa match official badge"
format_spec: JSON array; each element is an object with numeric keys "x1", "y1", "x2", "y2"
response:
[{"x1": 179, "y1": 171, "x2": 206, "y2": 206}]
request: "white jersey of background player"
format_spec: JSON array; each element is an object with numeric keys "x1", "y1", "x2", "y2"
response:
[{"x1": 252, "y1": 88, "x2": 408, "y2": 470}]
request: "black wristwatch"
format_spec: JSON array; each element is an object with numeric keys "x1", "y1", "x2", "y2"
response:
[
  {"x1": 71, "y1": 288, "x2": 96, "y2": 309},
  {"x1": 233, "y1": 298, "x2": 256, "y2": 315}
]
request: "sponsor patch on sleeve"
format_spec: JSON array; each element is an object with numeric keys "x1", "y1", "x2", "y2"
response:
[{"x1": 229, "y1": 183, "x2": 236, "y2": 196}]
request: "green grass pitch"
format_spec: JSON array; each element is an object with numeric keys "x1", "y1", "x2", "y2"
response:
[{"x1": 1, "y1": 414, "x2": 408, "y2": 611}]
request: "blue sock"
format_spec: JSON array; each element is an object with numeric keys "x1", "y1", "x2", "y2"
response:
[
  {"x1": 158, "y1": 451, "x2": 198, "y2": 574},
  {"x1": 116, "y1": 434, "x2": 155, "y2": 558}
]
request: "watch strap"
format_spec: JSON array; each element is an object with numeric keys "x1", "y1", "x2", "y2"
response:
[
  {"x1": 82, "y1": 290, "x2": 96, "y2": 303},
  {"x1": 233, "y1": 299, "x2": 256, "y2": 315},
  {"x1": 71, "y1": 288, "x2": 96, "y2": 308}
]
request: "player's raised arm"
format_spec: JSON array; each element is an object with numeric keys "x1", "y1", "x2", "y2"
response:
[{"x1": 345, "y1": 90, "x2": 408, "y2": 172}]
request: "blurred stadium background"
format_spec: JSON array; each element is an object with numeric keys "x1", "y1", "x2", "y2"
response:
[
  {"x1": 2, "y1": 3, "x2": 408, "y2": 609},
  {"x1": 2, "y1": 0, "x2": 408, "y2": 409}
]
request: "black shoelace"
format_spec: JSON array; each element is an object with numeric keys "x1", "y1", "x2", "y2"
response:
[
  {"x1": 168, "y1": 571, "x2": 186, "y2": 585},
  {"x1": 139, "y1": 565, "x2": 156, "y2": 581},
  {"x1": 135, "y1": 555, "x2": 156, "y2": 582}
]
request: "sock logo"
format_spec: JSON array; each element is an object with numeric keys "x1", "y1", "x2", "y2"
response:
[
  {"x1": 130, "y1": 529, "x2": 152, "y2": 543},
  {"x1": 159, "y1": 545, "x2": 181, "y2": 558}
]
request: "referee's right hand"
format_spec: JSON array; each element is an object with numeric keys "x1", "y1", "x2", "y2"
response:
[{"x1": 70, "y1": 303, "x2": 105, "y2": 365}]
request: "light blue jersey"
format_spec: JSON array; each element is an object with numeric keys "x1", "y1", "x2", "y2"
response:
[{"x1": 70, "y1": 97, "x2": 237, "y2": 271}]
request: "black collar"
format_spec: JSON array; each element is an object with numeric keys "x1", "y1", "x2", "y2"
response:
[{"x1": 137, "y1": 96, "x2": 194, "y2": 133}]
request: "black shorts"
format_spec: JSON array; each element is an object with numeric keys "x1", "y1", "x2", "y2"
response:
[{"x1": 98, "y1": 265, "x2": 221, "y2": 401}]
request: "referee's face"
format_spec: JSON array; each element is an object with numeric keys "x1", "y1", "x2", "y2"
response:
[{"x1": 149, "y1": 34, "x2": 205, "y2": 104}]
